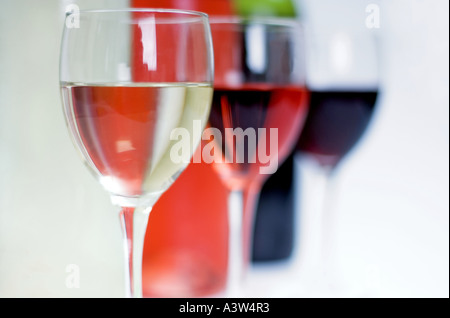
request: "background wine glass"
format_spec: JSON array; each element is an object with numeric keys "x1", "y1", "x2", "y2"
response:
[
  {"x1": 208, "y1": 17, "x2": 309, "y2": 296},
  {"x1": 59, "y1": 9, "x2": 214, "y2": 297},
  {"x1": 236, "y1": 0, "x2": 300, "y2": 266},
  {"x1": 292, "y1": 27, "x2": 381, "y2": 295}
]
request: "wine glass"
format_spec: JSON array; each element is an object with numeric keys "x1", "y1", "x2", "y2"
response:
[
  {"x1": 292, "y1": 27, "x2": 381, "y2": 296},
  {"x1": 59, "y1": 8, "x2": 214, "y2": 298},
  {"x1": 207, "y1": 16, "x2": 309, "y2": 296}
]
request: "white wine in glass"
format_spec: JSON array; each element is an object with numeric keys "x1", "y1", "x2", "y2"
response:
[{"x1": 59, "y1": 9, "x2": 214, "y2": 298}]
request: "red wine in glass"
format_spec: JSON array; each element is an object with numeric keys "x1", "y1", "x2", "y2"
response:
[
  {"x1": 209, "y1": 84, "x2": 309, "y2": 189},
  {"x1": 252, "y1": 89, "x2": 379, "y2": 262},
  {"x1": 297, "y1": 90, "x2": 378, "y2": 166},
  {"x1": 208, "y1": 83, "x2": 308, "y2": 273}
]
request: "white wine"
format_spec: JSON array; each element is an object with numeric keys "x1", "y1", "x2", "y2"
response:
[{"x1": 61, "y1": 82, "x2": 212, "y2": 203}]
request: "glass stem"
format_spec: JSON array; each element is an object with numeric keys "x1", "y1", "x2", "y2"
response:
[
  {"x1": 242, "y1": 182, "x2": 262, "y2": 268},
  {"x1": 119, "y1": 206, "x2": 152, "y2": 298},
  {"x1": 225, "y1": 190, "x2": 244, "y2": 297},
  {"x1": 293, "y1": 153, "x2": 336, "y2": 292}
]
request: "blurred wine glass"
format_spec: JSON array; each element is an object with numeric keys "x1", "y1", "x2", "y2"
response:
[
  {"x1": 208, "y1": 16, "x2": 309, "y2": 296},
  {"x1": 292, "y1": 26, "x2": 381, "y2": 296}
]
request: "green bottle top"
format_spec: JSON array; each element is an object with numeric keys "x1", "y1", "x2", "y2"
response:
[{"x1": 232, "y1": 0, "x2": 297, "y2": 17}]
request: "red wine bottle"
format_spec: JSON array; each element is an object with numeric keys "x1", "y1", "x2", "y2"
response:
[
  {"x1": 131, "y1": 0, "x2": 237, "y2": 297},
  {"x1": 252, "y1": 151, "x2": 297, "y2": 262}
]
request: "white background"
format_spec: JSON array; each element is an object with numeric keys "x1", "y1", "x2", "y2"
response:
[{"x1": 0, "y1": 0, "x2": 448, "y2": 297}]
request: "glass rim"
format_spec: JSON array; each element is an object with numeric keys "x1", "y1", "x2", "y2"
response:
[{"x1": 75, "y1": 8, "x2": 209, "y2": 19}]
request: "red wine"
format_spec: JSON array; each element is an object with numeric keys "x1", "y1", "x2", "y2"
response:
[
  {"x1": 208, "y1": 84, "x2": 308, "y2": 190},
  {"x1": 297, "y1": 90, "x2": 378, "y2": 167}
]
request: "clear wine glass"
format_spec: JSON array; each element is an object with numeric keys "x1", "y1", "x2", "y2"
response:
[
  {"x1": 292, "y1": 27, "x2": 381, "y2": 296},
  {"x1": 207, "y1": 16, "x2": 309, "y2": 296},
  {"x1": 59, "y1": 8, "x2": 214, "y2": 298}
]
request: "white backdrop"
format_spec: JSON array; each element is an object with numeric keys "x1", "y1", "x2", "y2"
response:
[{"x1": 0, "y1": 0, "x2": 448, "y2": 297}]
